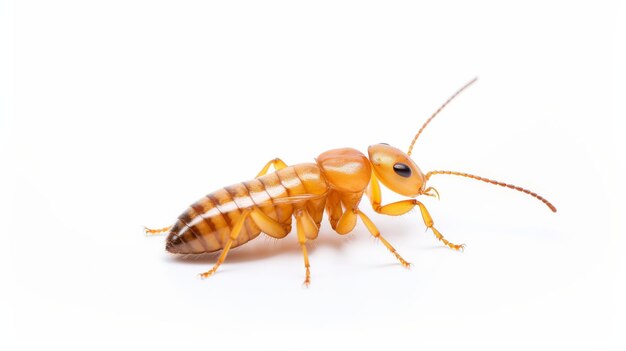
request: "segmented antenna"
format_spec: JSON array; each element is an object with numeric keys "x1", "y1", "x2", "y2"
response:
[
  {"x1": 407, "y1": 77, "x2": 478, "y2": 156},
  {"x1": 425, "y1": 170, "x2": 557, "y2": 212}
]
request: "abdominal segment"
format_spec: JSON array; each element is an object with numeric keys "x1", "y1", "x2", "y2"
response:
[{"x1": 165, "y1": 163, "x2": 328, "y2": 254}]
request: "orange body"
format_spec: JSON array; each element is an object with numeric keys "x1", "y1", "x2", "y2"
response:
[
  {"x1": 166, "y1": 163, "x2": 328, "y2": 254},
  {"x1": 148, "y1": 78, "x2": 556, "y2": 285},
  {"x1": 166, "y1": 148, "x2": 372, "y2": 255}
]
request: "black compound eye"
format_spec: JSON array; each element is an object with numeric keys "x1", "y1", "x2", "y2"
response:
[{"x1": 393, "y1": 163, "x2": 412, "y2": 178}]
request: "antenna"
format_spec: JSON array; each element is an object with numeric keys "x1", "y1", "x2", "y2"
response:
[
  {"x1": 425, "y1": 170, "x2": 557, "y2": 212},
  {"x1": 407, "y1": 77, "x2": 478, "y2": 156}
]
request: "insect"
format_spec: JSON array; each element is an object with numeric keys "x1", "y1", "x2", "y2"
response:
[{"x1": 145, "y1": 78, "x2": 556, "y2": 285}]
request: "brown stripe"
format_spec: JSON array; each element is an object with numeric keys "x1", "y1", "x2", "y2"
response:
[
  {"x1": 182, "y1": 207, "x2": 211, "y2": 253},
  {"x1": 255, "y1": 178, "x2": 279, "y2": 212},
  {"x1": 177, "y1": 207, "x2": 194, "y2": 224},
  {"x1": 223, "y1": 185, "x2": 251, "y2": 244},
  {"x1": 275, "y1": 171, "x2": 293, "y2": 196},
  {"x1": 293, "y1": 166, "x2": 310, "y2": 193},
  {"x1": 180, "y1": 222, "x2": 201, "y2": 253},
  {"x1": 206, "y1": 194, "x2": 230, "y2": 246},
  {"x1": 225, "y1": 183, "x2": 256, "y2": 208},
  {"x1": 210, "y1": 192, "x2": 237, "y2": 226},
  {"x1": 172, "y1": 220, "x2": 194, "y2": 254},
  {"x1": 222, "y1": 186, "x2": 243, "y2": 212},
  {"x1": 237, "y1": 182, "x2": 262, "y2": 234},
  {"x1": 186, "y1": 221, "x2": 210, "y2": 253},
  {"x1": 241, "y1": 181, "x2": 263, "y2": 232},
  {"x1": 177, "y1": 209, "x2": 210, "y2": 253},
  {"x1": 258, "y1": 176, "x2": 289, "y2": 223},
  {"x1": 190, "y1": 202, "x2": 218, "y2": 236},
  {"x1": 241, "y1": 181, "x2": 259, "y2": 206},
  {"x1": 244, "y1": 179, "x2": 281, "y2": 223},
  {"x1": 258, "y1": 174, "x2": 289, "y2": 199},
  {"x1": 195, "y1": 196, "x2": 224, "y2": 252}
]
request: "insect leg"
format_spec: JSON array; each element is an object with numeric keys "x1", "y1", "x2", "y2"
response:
[
  {"x1": 143, "y1": 225, "x2": 172, "y2": 236},
  {"x1": 250, "y1": 207, "x2": 289, "y2": 239},
  {"x1": 255, "y1": 158, "x2": 288, "y2": 178},
  {"x1": 335, "y1": 208, "x2": 357, "y2": 234},
  {"x1": 357, "y1": 210, "x2": 411, "y2": 268},
  {"x1": 412, "y1": 201, "x2": 465, "y2": 251},
  {"x1": 376, "y1": 199, "x2": 464, "y2": 251},
  {"x1": 366, "y1": 171, "x2": 382, "y2": 209},
  {"x1": 366, "y1": 173, "x2": 414, "y2": 215},
  {"x1": 325, "y1": 190, "x2": 343, "y2": 230},
  {"x1": 295, "y1": 208, "x2": 319, "y2": 286},
  {"x1": 367, "y1": 175, "x2": 464, "y2": 251},
  {"x1": 199, "y1": 209, "x2": 252, "y2": 279}
]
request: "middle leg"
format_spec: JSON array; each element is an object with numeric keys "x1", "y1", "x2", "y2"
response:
[{"x1": 295, "y1": 208, "x2": 320, "y2": 286}]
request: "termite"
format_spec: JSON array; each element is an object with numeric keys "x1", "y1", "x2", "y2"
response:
[{"x1": 145, "y1": 78, "x2": 556, "y2": 285}]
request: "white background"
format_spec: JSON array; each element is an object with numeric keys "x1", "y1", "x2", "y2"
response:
[{"x1": 2, "y1": 1, "x2": 625, "y2": 349}]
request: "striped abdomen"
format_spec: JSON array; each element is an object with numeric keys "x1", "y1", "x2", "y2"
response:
[{"x1": 165, "y1": 163, "x2": 328, "y2": 254}]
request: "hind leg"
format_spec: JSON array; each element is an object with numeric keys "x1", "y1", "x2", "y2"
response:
[
  {"x1": 199, "y1": 209, "x2": 252, "y2": 278},
  {"x1": 256, "y1": 158, "x2": 288, "y2": 177},
  {"x1": 250, "y1": 207, "x2": 289, "y2": 239},
  {"x1": 143, "y1": 225, "x2": 172, "y2": 236}
]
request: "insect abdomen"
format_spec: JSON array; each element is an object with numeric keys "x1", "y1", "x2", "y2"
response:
[{"x1": 165, "y1": 163, "x2": 328, "y2": 254}]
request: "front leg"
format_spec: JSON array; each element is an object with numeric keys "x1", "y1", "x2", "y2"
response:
[
  {"x1": 367, "y1": 173, "x2": 465, "y2": 251},
  {"x1": 357, "y1": 210, "x2": 411, "y2": 268},
  {"x1": 333, "y1": 205, "x2": 410, "y2": 268}
]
